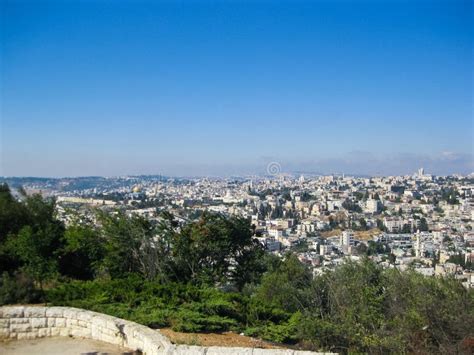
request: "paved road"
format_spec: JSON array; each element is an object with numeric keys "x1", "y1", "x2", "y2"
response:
[{"x1": 0, "y1": 336, "x2": 135, "y2": 354}]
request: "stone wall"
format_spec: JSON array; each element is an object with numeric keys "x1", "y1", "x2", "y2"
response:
[{"x1": 0, "y1": 306, "x2": 334, "y2": 355}]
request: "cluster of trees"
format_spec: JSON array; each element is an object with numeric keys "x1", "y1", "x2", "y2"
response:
[
  {"x1": 0, "y1": 184, "x2": 264, "y2": 290},
  {"x1": 0, "y1": 184, "x2": 65, "y2": 291},
  {"x1": 1, "y1": 183, "x2": 473, "y2": 354},
  {"x1": 342, "y1": 199, "x2": 362, "y2": 213},
  {"x1": 257, "y1": 202, "x2": 296, "y2": 220},
  {"x1": 440, "y1": 188, "x2": 460, "y2": 205},
  {"x1": 351, "y1": 217, "x2": 368, "y2": 231}
]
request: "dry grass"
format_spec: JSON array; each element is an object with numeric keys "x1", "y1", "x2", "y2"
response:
[
  {"x1": 320, "y1": 229, "x2": 342, "y2": 238},
  {"x1": 354, "y1": 228, "x2": 382, "y2": 240}
]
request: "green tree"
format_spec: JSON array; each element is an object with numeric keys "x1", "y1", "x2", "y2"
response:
[
  {"x1": 256, "y1": 254, "x2": 312, "y2": 313},
  {"x1": 0, "y1": 184, "x2": 29, "y2": 272},
  {"x1": 4, "y1": 193, "x2": 65, "y2": 288},
  {"x1": 419, "y1": 217, "x2": 428, "y2": 231},
  {"x1": 358, "y1": 218, "x2": 368, "y2": 231},
  {"x1": 59, "y1": 224, "x2": 105, "y2": 280},
  {"x1": 367, "y1": 240, "x2": 390, "y2": 255},
  {"x1": 299, "y1": 259, "x2": 387, "y2": 353},
  {"x1": 0, "y1": 184, "x2": 29, "y2": 243},
  {"x1": 376, "y1": 218, "x2": 386, "y2": 231},
  {"x1": 342, "y1": 199, "x2": 362, "y2": 213},
  {"x1": 300, "y1": 192, "x2": 312, "y2": 202},
  {"x1": 98, "y1": 211, "x2": 158, "y2": 279},
  {"x1": 168, "y1": 213, "x2": 265, "y2": 288}
]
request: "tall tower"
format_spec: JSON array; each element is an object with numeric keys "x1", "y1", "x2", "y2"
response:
[{"x1": 415, "y1": 234, "x2": 421, "y2": 257}]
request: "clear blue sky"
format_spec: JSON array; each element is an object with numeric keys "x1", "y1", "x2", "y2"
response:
[{"x1": 1, "y1": 0, "x2": 473, "y2": 177}]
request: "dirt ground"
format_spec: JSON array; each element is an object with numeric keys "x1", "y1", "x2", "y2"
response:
[
  {"x1": 160, "y1": 328, "x2": 284, "y2": 349},
  {"x1": 320, "y1": 229, "x2": 342, "y2": 238},
  {"x1": 354, "y1": 228, "x2": 382, "y2": 240}
]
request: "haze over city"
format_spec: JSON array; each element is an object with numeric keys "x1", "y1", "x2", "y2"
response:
[{"x1": 1, "y1": 0, "x2": 473, "y2": 177}]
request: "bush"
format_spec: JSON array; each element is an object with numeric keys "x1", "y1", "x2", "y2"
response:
[
  {"x1": 0, "y1": 271, "x2": 42, "y2": 305},
  {"x1": 45, "y1": 277, "x2": 244, "y2": 332},
  {"x1": 261, "y1": 312, "x2": 302, "y2": 344},
  {"x1": 171, "y1": 308, "x2": 238, "y2": 332}
]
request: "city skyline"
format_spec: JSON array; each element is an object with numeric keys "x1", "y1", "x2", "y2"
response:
[{"x1": 1, "y1": 0, "x2": 473, "y2": 177}]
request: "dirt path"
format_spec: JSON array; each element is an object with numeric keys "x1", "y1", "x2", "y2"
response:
[{"x1": 160, "y1": 328, "x2": 284, "y2": 349}]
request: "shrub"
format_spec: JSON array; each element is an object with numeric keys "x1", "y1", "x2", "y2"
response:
[
  {"x1": 171, "y1": 308, "x2": 238, "y2": 332},
  {"x1": 0, "y1": 271, "x2": 42, "y2": 305}
]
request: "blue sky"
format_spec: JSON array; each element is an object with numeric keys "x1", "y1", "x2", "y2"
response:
[{"x1": 1, "y1": 0, "x2": 473, "y2": 177}]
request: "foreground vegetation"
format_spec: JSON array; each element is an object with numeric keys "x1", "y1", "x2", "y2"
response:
[{"x1": 0, "y1": 184, "x2": 473, "y2": 354}]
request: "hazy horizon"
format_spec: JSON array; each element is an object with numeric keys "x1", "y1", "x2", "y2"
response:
[
  {"x1": 1, "y1": 0, "x2": 473, "y2": 177},
  {"x1": 1, "y1": 153, "x2": 473, "y2": 180}
]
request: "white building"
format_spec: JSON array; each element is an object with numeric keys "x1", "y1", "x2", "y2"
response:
[
  {"x1": 340, "y1": 230, "x2": 354, "y2": 246},
  {"x1": 365, "y1": 199, "x2": 380, "y2": 214},
  {"x1": 384, "y1": 217, "x2": 404, "y2": 233},
  {"x1": 268, "y1": 228, "x2": 284, "y2": 239}
]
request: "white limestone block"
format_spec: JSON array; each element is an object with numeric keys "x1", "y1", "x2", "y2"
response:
[
  {"x1": 123, "y1": 335, "x2": 142, "y2": 351},
  {"x1": 70, "y1": 327, "x2": 91, "y2": 338},
  {"x1": 16, "y1": 333, "x2": 29, "y2": 340},
  {"x1": 133, "y1": 328, "x2": 147, "y2": 341},
  {"x1": 77, "y1": 320, "x2": 89, "y2": 328},
  {"x1": 99, "y1": 333, "x2": 122, "y2": 346},
  {"x1": 90, "y1": 325, "x2": 101, "y2": 340},
  {"x1": 99, "y1": 326, "x2": 116, "y2": 338},
  {"x1": 45, "y1": 307, "x2": 64, "y2": 318},
  {"x1": 59, "y1": 328, "x2": 71, "y2": 337},
  {"x1": 9, "y1": 317, "x2": 29, "y2": 324},
  {"x1": 0, "y1": 328, "x2": 9, "y2": 338},
  {"x1": 25, "y1": 332, "x2": 37, "y2": 340},
  {"x1": 253, "y1": 349, "x2": 294, "y2": 355},
  {"x1": 31, "y1": 317, "x2": 47, "y2": 328},
  {"x1": 55, "y1": 318, "x2": 66, "y2": 327},
  {"x1": 122, "y1": 322, "x2": 138, "y2": 337},
  {"x1": 37, "y1": 328, "x2": 51, "y2": 338},
  {"x1": 67, "y1": 318, "x2": 78, "y2": 327},
  {"x1": 63, "y1": 308, "x2": 79, "y2": 320},
  {"x1": 174, "y1": 345, "x2": 206, "y2": 355},
  {"x1": 91, "y1": 315, "x2": 107, "y2": 328},
  {"x1": 2, "y1": 307, "x2": 24, "y2": 318},
  {"x1": 10, "y1": 323, "x2": 31, "y2": 333},
  {"x1": 106, "y1": 319, "x2": 119, "y2": 331},
  {"x1": 24, "y1": 307, "x2": 46, "y2": 318},
  {"x1": 206, "y1": 347, "x2": 254, "y2": 355},
  {"x1": 76, "y1": 311, "x2": 93, "y2": 323}
]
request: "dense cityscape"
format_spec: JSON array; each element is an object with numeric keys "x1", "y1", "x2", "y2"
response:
[{"x1": 3, "y1": 168, "x2": 473, "y2": 288}]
